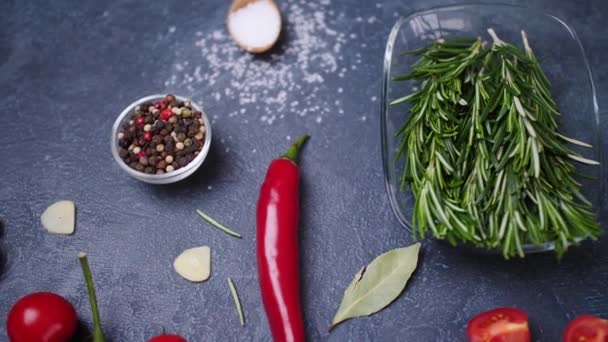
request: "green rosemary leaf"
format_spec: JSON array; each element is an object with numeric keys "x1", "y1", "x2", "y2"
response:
[{"x1": 391, "y1": 32, "x2": 600, "y2": 258}]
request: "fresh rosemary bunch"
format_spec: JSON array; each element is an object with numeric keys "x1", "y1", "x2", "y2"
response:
[{"x1": 391, "y1": 29, "x2": 600, "y2": 258}]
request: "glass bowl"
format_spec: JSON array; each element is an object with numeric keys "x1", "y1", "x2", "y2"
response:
[
  {"x1": 381, "y1": 4, "x2": 603, "y2": 253},
  {"x1": 111, "y1": 94, "x2": 212, "y2": 184}
]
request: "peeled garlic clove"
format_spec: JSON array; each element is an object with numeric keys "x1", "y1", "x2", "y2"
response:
[
  {"x1": 41, "y1": 200, "x2": 75, "y2": 235},
  {"x1": 174, "y1": 246, "x2": 211, "y2": 282}
]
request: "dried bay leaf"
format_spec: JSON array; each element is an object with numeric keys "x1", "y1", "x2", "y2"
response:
[{"x1": 330, "y1": 242, "x2": 421, "y2": 330}]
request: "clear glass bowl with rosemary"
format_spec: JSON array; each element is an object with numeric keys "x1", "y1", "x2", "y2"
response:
[{"x1": 381, "y1": 4, "x2": 603, "y2": 258}]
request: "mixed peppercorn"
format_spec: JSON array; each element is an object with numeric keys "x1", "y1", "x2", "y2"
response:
[{"x1": 117, "y1": 94, "x2": 206, "y2": 174}]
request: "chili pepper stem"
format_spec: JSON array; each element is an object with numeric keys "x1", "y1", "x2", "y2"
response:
[
  {"x1": 78, "y1": 252, "x2": 105, "y2": 342},
  {"x1": 282, "y1": 134, "x2": 310, "y2": 163}
]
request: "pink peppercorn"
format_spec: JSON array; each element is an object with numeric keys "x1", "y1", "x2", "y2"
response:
[
  {"x1": 154, "y1": 101, "x2": 166, "y2": 110},
  {"x1": 135, "y1": 117, "x2": 145, "y2": 126},
  {"x1": 160, "y1": 108, "x2": 173, "y2": 121},
  {"x1": 143, "y1": 132, "x2": 152, "y2": 141}
]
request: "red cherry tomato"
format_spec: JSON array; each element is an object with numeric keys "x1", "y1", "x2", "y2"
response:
[
  {"x1": 467, "y1": 307, "x2": 531, "y2": 342},
  {"x1": 563, "y1": 315, "x2": 608, "y2": 342},
  {"x1": 148, "y1": 334, "x2": 187, "y2": 342},
  {"x1": 7, "y1": 292, "x2": 77, "y2": 342}
]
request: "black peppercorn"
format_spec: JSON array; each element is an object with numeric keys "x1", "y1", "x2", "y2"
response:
[
  {"x1": 152, "y1": 135, "x2": 163, "y2": 145},
  {"x1": 135, "y1": 163, "x2": 145, "y2": 172},
  {"x1": 144, "y1": 166, "x2": 155, "y2": 174},
  {"x1": 178, "y1": 157, "x2": 188, "y2": 167},
  {"x1": 165, "y1": 141, "x2": 175, "y2": 153},
  {"x1": 156, "y1": 160, "x2": 167, "y2": 169},
  {"x1": 118, "y1": 148, "x2": 129, "y2": 158},
  {"x1": 118, "y1": 139, "x2": 130, "y2": 148},
  {"x1": 165, "y1": 94, "x2": 176, "y2": 103}
]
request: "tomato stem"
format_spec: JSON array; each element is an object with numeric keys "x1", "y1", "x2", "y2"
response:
[
  {"x1": 282, "y1": 134, "x2": 310, "y2": 164},
  {"x1": 78, "y1": 252, "x2": 105, "y2": 342}
]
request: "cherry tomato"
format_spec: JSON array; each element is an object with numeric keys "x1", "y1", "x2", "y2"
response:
[
  {"x1": 467, "y1": 307, "x2": 531, "y2": 342},
  {"x1": 563, "y1": 315, "x2": 608, "y2": 342},
  {"x1": 148, "y1": 334, "x2": 187, "y2": 342},
  {"x1": 7, "y1": 292, "x2": 77, "y2": 342}
]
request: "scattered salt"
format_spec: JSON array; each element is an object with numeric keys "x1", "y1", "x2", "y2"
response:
[
  {"x1": 167, "y1": 0, "x2": 375, "y2": 126},
  {"x1": 228, "y1": 0, "x2": 281, "y2": 51},
  {"x1": 168, "y1": 26, "x2": 176, "y2": 34},
  {"x1": 371, "y1": 96, "x2": 377, "y2": 102}
]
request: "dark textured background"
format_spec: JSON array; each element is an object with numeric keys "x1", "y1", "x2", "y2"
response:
[{"x1": 0, "y1": 0, "x2": 606, "y2": 341}]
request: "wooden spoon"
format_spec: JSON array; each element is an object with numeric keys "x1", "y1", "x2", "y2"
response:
[{"x1": 227, "y1": 0, "x2": 282, "y2": 54}]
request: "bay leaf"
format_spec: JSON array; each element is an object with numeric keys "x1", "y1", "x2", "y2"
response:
[{"x1": 329, "y1": 242, "x2": 421, "y2": 330}]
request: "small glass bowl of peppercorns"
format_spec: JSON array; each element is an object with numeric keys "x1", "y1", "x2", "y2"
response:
[{"x1": 111, "y1": 94, "x2": 212, "y2": 184}]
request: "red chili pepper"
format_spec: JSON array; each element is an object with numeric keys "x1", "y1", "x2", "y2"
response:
[{"x1": 257, "y1": 134, "x2": 309, "y2": 342}]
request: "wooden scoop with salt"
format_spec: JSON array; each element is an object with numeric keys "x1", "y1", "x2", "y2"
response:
[{"x1": 227, "y1": 0, "x2": 282, "y2": 53}]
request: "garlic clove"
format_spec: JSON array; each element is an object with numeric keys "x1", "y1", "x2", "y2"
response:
[
  {"x1": 41, "y1": 200, "x2": 76, "y2": 235},
  {"x1": 173, "y1": 246, "x2": 211, "y2": 282}
]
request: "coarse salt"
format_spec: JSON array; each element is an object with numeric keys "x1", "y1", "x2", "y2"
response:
[
  {"x1": 167, "y1": 0, "x2": 379, "y2": 127},
  {"x1": 228, "y1": 0, "x2": 281, "y2": 51}
]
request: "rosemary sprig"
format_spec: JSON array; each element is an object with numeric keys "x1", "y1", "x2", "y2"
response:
[{"x1": 392, "y1": 29, "x2": 600, "y2": 258}]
